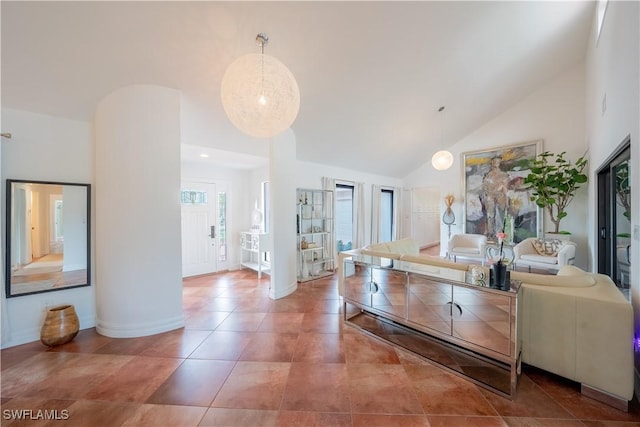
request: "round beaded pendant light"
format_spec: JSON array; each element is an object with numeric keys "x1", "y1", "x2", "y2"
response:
[
  {"x1": 221, "y1": 33, "x2": 300, "y2": 139},
  {"x1": 431, "y1": 106, "x2": 453, "y2": 170},
  {"x1": 432, "y1": 150, "x2": 454, "y2": 170}
]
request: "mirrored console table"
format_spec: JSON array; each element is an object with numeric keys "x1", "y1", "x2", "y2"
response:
[{"x1": 343, "y1": 253, "x2": 522, "y2": 399}]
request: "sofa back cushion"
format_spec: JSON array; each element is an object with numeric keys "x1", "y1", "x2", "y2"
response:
[
  {"x1": 400, "y1": 254, "x2": 469, "y2": 271},
  {"x1": 363, "y1": 238, "x2": 419, "y2": 256},
  {"x1": 512, "y1": 266, "x2": 596, "y2": 287},
  {"x1": 360, "y1": 250, "x2": 403, "y2": 260},
  {"x1": 386, "y1": 238, "x2": 420, "y2": 255},
  {"x1": 556, "y1": 265, "x2": 587, "y2": 276},
  {"x1": 531, "y1": 239, "x2": 566, "y2": 256}
]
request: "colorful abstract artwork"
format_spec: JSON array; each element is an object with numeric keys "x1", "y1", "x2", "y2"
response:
[{"x1": 463, "y1": 140, "x2": 542, "y2": 243}]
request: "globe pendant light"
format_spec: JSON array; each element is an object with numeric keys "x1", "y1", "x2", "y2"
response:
[
  {"x1": 432, "y1": 150, "x2": 454, "y2": 170},
  {"x1": 221, "y1": 33, "x2": 300, "y2": 139},
  {"x1": 431, "y1": 106, "x2": 453, "y2": 170}
]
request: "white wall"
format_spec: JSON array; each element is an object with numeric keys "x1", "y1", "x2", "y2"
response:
[
  {"x1": 62, "y1": 185, "x2": 88, "y2": 272},
  {"x1": 249, "y1": 166, "x2": 269, "y2": 231},
  {"x1": 238, "y1": 137, "x2": 406, "y2": 295},
  {"x1": 294, "y1": 160, "x2": 403, "y2": 248},
  {"x1": 584, "y1": 0, "x2": 640, "y2": 381},
  {"x1": 1, "y1": 108, "x2": 95, "y2": 348},
  {"x1": 404, "y1": 63, "x2": 588, "y2": 267},
  {"x1": 0, "y1": 0, "x2": 4, "y2": 350},
  {"x1": 242, "y1": 155, "x2": 403, "y2": 287}
]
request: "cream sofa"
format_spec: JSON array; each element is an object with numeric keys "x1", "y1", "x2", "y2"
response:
[{"x1": 338, "y1": 238, "x2": 634, "y2": 409}]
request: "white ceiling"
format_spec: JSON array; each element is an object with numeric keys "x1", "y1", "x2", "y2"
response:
[{"x1": 1, "y1": 1, "x2": 594, "y2": 178}]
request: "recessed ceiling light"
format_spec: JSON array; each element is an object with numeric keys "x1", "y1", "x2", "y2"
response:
[{"x1": 199, "y1": 153, "x2": 209, "y2": 158}]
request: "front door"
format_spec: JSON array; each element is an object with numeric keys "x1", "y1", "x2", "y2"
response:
[{"x1": 181, "y1": 182, "x2": 217, "y2": 277}]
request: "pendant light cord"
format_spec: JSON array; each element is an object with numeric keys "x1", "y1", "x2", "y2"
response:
[{"x1": 256, "y1": 33, "x2": 269, "y2": 105}]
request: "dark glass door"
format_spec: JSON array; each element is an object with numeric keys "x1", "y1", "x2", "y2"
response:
[{"x1": 597, "y1": 137, "x2": 631, "y2": 291}]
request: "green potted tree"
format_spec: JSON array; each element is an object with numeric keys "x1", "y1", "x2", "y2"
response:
[
  {"x1": 615, "y1": 160, "x2": 631, "y2": 221},
  {"x1": 524, "y1": 151, "x2": 588, "y2": 235}
]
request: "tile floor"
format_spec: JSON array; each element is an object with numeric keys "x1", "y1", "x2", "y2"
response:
[{"x1": 2, "y1": 269, "x2": 640, "y2": 426}]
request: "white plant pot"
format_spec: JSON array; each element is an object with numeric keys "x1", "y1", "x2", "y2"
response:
[{"x1": 544, "y1": 232, "x2": 572, "y2": 241}]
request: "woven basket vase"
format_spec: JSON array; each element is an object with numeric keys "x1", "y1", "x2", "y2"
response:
[{"x1": 40, "y1": 304, "x2": 79, "y2": 346}]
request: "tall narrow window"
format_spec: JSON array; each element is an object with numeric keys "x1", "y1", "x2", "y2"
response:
[
  {"x1": 218, "y1": 192, "x2": 227, "y2": 262},
  {"x1": 380, "y1": 189, "x2": 394, "y2": 242},
  {"x1": 335, "y1": 184, "x2": 354, "y2": 250}
]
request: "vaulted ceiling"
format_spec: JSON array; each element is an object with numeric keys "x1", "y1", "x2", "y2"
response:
[{"x1": 1, "y1": 1, "x2": 594, "y2": 178}]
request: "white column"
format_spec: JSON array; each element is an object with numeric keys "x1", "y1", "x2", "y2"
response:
[
  {"x1": 268, "y1": 129, "x2": 298, "y2": 299},
  {"x1": 94, "y1": 85, "x2": 183, "y2": 337}
]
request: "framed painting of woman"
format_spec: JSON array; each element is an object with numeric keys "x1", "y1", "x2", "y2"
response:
[{"x1": 462, "y1": 140, "x2": 542, "y2": 243}]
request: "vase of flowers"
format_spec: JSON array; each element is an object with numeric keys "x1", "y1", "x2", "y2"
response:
[
  {"x1": 490, "y1": 261, "x2": 508, "y2": 290},
  {"x1": 490, "y1": 222, "x2": 510, "y2": 290}
]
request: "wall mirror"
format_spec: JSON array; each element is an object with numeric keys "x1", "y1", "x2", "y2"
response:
[{"x1": 5, "y1": 179, "x2": 91, "y2": 297}]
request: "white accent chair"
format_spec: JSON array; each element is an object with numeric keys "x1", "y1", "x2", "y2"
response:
[
  {"x1": 447, "y1": 233, "x2": 487, "y2": 262},
  {"x1": 513, "y1": 237, "x2": 576, "y2": 273}
]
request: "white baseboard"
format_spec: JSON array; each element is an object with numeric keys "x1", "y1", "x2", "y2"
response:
[
  {"x1": 96, "y1": 315, "x2": 184, "y2": 338},
  {"x1": 1, "y1": 325, "x2": 41, "y2": 349},
  {"x1": 1, "y1": 314, "x2": 96, "y2": 349},
  {"x1": 62, "y1": 264, "x2": 86, "y2": 272},
  {"x1": 269, "y1": 280, "x2": 297, "y2": 299}
]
